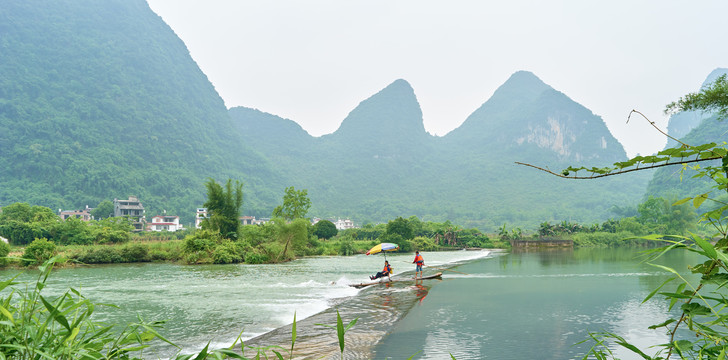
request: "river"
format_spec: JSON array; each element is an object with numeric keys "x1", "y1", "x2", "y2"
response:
[{"x1": 0, "y1": 247, "x2": 697, "y2": 359}]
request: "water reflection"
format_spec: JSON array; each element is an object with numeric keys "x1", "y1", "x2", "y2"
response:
[
  {"x1": 413, "y1": 284, "x2": 429, "y2": 304},
  {"x1": 375, "y1": 248, "x2": 700, "y2": 360}
]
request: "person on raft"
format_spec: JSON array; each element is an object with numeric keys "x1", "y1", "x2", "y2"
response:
[
  {"x1": 370, "y1": 260, "x2": 392, "y2": 280},
  {"x1": 413, "y1": 250, "x2": 424, "y2": 279}
]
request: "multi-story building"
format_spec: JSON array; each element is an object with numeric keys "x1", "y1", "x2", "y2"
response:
[
  {"x1": 195, "y1": 208, "x2": 208, "y2": 229},
  {"x1": 312, "y1": 217, "x2": 356, "y2": 230},
  {"x1": 148, "y1": 215, "x2": 184, "y2": 232},
  {"x1": 113, "y1": 196, "x2": 145, "y2": 231},
  {"x1": 334, "y1": 218, "x2": 355, "y2": 230}
]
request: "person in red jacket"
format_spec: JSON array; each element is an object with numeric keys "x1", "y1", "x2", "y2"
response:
[
  {"x1": 413, "y1": 251, "x2": 424, "y2": 279},
  {"x1": 370, "y1": 260, "x2": 392, "y2": 280}
]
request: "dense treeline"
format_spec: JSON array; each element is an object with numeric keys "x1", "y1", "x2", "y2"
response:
[{"x1": 0, "y1": 191, "x2": 700, "y2": 268}]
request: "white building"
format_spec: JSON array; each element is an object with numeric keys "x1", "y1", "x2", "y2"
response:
[
  {"x1": 312, "y1": 217, "x2": 356, "y2": 230},
  {"x1": 334, "y1": 218, "x2": 355, "y2": 230},
  {"x1": 148, "y1": 215, "x2": 184, "y2": 232},
  {"x1": 195, "y1": 208, "x2": 208, "y2": 229}
]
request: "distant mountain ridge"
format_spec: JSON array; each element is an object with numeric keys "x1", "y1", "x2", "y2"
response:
[
  {"x1": 445, "y1": 71, "x2": 625, "y2": 164},
  {"x1": 2, "y1": 1, "x2": 657, "y2": 229},
  {"x1": 231, "y1": 72, "x2": 648, "y2": 229}
]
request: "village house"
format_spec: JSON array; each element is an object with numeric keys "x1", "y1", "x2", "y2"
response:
[
  {"x1": 240, "y1": 216, "x2": 269, "y2": 225},
  {"x1": 113, "y1": 196, "x2": 145, "y2": 231},
  {"x1": 58, "y1": 205, "x2": 93, "y2": 221},
  {"x1": 312, "y1": 217, "x2": 356, "y2": 230},
  {"x1": 148, "y1": 214, "x2": 184, "y2": 232},
  {"x1": 334, "y1": 218, "x2": 355, "y2": 230},
  {"x1": 195, "y1": 208, "x2": 208, "y2": 229}
]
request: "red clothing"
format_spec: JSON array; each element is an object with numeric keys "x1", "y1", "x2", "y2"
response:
[{"x1": 414, "y1": 254, "x2": 424, "y2": 265}]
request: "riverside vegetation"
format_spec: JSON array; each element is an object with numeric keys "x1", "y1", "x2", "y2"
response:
[
  {"x1": 1, "y1": 76, "x2": 726, "y2": 358},
  {"x1": 527, "y1": 75, "x2": 728, "y2": 359}
]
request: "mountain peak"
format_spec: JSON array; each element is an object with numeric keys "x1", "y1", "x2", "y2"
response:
[
  {"x1": 492, "y1": 70, "x2": 552, "y2": 101},
  {"x1": 702, "y1": 68, "x2": 728, "y2": 88},
  {"x1": 332, "y1": 78, "x2": 426, "y2": 140}
]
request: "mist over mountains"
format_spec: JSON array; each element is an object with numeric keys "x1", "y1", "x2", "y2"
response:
[{"x1": 2, "y1": 0, "x2": 718, "y2": 230}]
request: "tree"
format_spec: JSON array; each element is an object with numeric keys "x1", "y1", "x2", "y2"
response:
[
  {"x1": 666, "y1": 74, "x2": 728, "y2": 120},
  {"x1": 386, "y1": 217, "x2": 413, "y2": 240},
  {"x1": 521, "y1": 76, "x2": 728, "y2": 359},
  {"x1": 312, "y1": 219, "x2": 337, "y2": 240},
  {"x1": 272, "y1": 186, "x2": 311, "y2": 221},
  {"x1": 273, "y1": 218, "x2": 310, "y2": 262},
  {"x1": 637, "y1": 196, "x2": 697, "y2": 235},
  {"x1": 202, "y1": 178, "x2": 243, "y2": 239},
  {"x1": 90, "y1": 200, "x2": 113, "y2": 220},
  {"x1": 0, "y1": 203, "x2": 58, "y2": 245}
]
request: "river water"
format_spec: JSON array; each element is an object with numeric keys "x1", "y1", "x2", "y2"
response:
[{"x1": 0, "y1": 247, "x2": 697, "y2": 359}]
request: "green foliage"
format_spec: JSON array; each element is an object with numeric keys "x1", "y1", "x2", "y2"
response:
[
  {"x1": 271, "y1": 218, "x2": 311, "y2": 261},
  {"x1": 212, "y1": 241, "x2": 243, "y2": 264},
  {"x1": 90, "y1": 217, "x2": 133, "y2": 244},
  {"x1": 637, "y1": 195, "x2": 697, "y2": 235},
  {"x1": 0, "y1": 203, "x2": 57, "y2": 245},
  {"x1": 386, "y1": 217, "x2": 413, "y2": 240},
  {"x1": 0, "y1": 240, "x2": 10, "y2": 267},
  {"x1": 272, "y1": 186, "x2": 311, "y2": 221},
  {"x1": 315, "y1": 310, "x2": 358, "y2": 360},
  {"x1": 243, "y1": 251, "x2": 270, "y2": 264},
  {"x1": 181, "y1": 230, "x2": 220, "y2": 264},
  {"x1": 0, "y1": 258, "x2": 180, "y2": 359},
  {"x1": 313, "y1": 219, "x2": 337, "y2": 240},
  {"x1": 22, "y1": 238, "x2": 56, "y2": 266},
  {"x1": 72, "y1": 244, "x2": 151, "y2": 264},
  {"x1": 202, "y1": 178, "x2": 244, "y2": 240},
  {"x1": 338, "y1": 238, "x2": 356, "y2": 256},
  {"x1": 571, "y1": 231, "x2": 647, "y2": 248},
  {"x1": 572, "y1": 81, "x2": 728, "y2": 359},
  {"x1": 74, "y1": 246, "x2": 124, "y2": 264},
  {"x1": 407, "y1": 236, "x2": 439, "y2": 252},
  {"x1": 0, "y1": 2, "x2": 281, "y2": 225},
  {"x1": 52, "y1": 217, "x2": 95, "y2": 245},
  {"x1": 498, "y1": 224, "x2": 523, "y2": 241},
  {"x1": 666, "y1": 74, "x2": 728, "y2": 120},
  {"x1": 90, "y1": 200, "x2": 114, "y2": 220}
]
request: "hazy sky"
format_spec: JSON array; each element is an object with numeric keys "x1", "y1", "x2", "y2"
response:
[{"x1": 146, "y1": 0, "x2": 727, "y2": 157}]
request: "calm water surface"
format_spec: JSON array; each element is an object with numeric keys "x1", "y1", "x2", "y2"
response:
[
  {"x1": 0, "y1": 247, "x2": 697, "y2": 359},
  {"x1": 374, "y1": 247, "x2": 698, "y2": 360}
]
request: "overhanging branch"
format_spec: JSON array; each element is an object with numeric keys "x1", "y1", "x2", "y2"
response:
[{"x1": 515, "y1": 155, "x2": 722, "y2": 179}]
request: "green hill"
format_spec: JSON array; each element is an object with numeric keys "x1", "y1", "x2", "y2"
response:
[
  {"x1": 0, "y1": 0, "x2": 282, "y2": 222},
  {"x1": 645, "y1": 69, "x2": 728, "y2": 203},
  {"x1": 1, "y1": 2, "x2": 658, "y2": 230},
  {"x1": 231, "y1": 73, "x2": 650, "y2": 230}
]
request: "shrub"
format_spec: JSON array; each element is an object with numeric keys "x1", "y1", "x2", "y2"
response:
[
  {"x1": 121, "y1": 243, "x2": 149, "y2": 262},
  {"x1": 0, "y1": 258, "x2": 185, "y2": 359},
  {"x1": 148, "y1": 249, "x2": 171, "y2": 261},
  {"x1": 244, "y1": 251, "x2": 269, "y2": 264},
  {"x1": 75, "y1": 247, "x2": 124, "y2": 264},
  {"x1": 338, "y1": 239, "x2": 355, "y2": 256},
  {"x1": 407, "y1": 236, "x2": 439, "y2": 252},
  {"x1": 0, "y1": 241, "x2": 10, "y2": 267},
  {"x1": 22, "y1": 238, "x2": 56, "y2": 266},
  {"x1": 212, "y1": 242, "x2": 242, "y2": 264}
]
